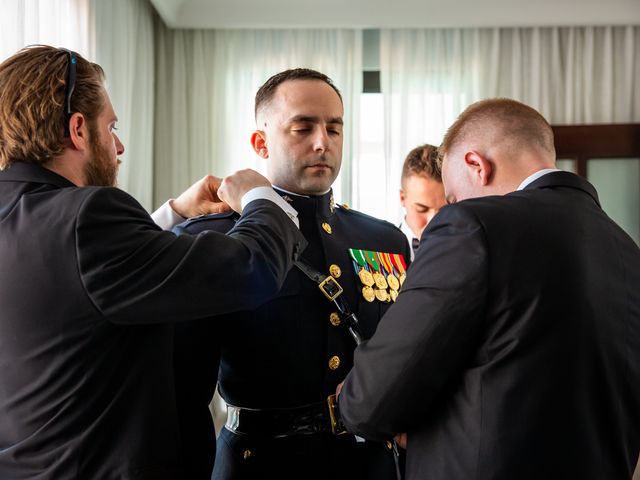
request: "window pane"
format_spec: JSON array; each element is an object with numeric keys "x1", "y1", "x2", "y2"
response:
[
  {"x1": 556, "y1": 159, "x2": 576, "y2": 173},
  {"x1": 587, "y1": 158, "x2": 640, "y2": 245}
]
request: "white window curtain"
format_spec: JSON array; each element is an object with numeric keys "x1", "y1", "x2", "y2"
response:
[
  {"x1": 92, "y1": 0, "x2": 156, "y2": 210},
  {"x1": 153, "y1": 27, "x2": 362, "y2": 208},
  {"x1": 379, "y1": 26, "x2": 640, "y2": 223},
  {"x1": 0, "y1": 0, "x2": 93, "y2": 61},
  {"x1": 0, "y1": 0, "x2": 156, "y2": 210}
]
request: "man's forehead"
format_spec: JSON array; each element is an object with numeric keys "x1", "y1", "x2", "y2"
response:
[
  {"x1": 99, "y1": 88, "x2": 118, "y2": 119},
  {"x1": 285, "y1": 114, "x2": 343, "y2": 124}
]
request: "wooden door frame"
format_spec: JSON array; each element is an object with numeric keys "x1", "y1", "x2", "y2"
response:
[{"x1": 551, "y1": 124, "x2": 640, "y2": 177}]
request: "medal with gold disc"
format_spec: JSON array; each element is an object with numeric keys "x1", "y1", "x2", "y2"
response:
[
  {"x1": 374, "y1": 288, "x2": 389, "y2": 302},
  {"x1": 349, "y1": 248, "x2": 375, "y2": 287},
  {"x1": 389, "y1": 289, "x2": 398, "y2": 302},
  {"x1": 380, "y1": 252, "x2": 400, "y2": 293},
  {"x1": 362, "y1": 285, "x2": 375, "y2": 302},
  {"x1": 364, "y1": 250, "x2": 388, "y2": 290},
  {"x1": 391, "y1": 253, "x2": 408, "y2": 287}
]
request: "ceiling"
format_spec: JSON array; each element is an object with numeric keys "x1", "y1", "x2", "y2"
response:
[{"x1": 150, "y1": 0, "x2": 640, "y2": 29}]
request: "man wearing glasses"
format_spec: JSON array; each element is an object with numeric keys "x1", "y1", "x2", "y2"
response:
[{"x1": 0, "y1": 45, "x2": 304, "y2": 479}]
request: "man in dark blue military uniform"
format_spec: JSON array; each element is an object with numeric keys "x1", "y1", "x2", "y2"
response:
[{"x1": 173, "y1": 68, "x2": 411, "y2": 480}]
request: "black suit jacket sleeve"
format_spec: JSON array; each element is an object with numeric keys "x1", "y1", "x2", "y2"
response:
[
  {"x1": 75, "y1": 187, "x2": 305, "y2": 324},
  {"x1": 338, "y1": 204, "x2": 489, "y2": 440}
]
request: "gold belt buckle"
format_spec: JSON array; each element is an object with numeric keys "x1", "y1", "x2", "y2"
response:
[
  {"x1": 319, "y1": 276, "x2": 343, "y2": 301},
  {"x1": 327, "y1": 394, "x2": 347, "y2": 435}
]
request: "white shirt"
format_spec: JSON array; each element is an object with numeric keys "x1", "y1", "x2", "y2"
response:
[
  {"x1": 399, "y1": 217, "x2": 418, "y2": 261},
  {"x1": 150, "y1": 186, "x2": 299, "y2": 231}
]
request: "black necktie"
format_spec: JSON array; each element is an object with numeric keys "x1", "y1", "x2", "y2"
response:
[{"x1": 411, "y1": 237, "x2": 420, "y2": 252}]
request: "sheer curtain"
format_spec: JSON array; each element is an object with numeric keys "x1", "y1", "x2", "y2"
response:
[
  {"x1": 153, "y1": 26, "x2": 217, "y2": 208},
  {"x1": 0, "y1": 0, "x2": 93, "y2": 60},
  {"x1": 379, "y1": 26, "x2": 640, "y2": 222},
  {"x1": 0, "y1": 0, "x2": 156, "y2": 210},
  {"x1": 153, "y1": 27, "x2": 362, "y2": 208},
  {"x1": 92, "y1": 0, "x2": 156, "y2": 209}
]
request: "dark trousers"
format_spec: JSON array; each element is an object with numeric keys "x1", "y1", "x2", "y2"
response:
[{"x1": 212, "y1": 427, "x2": 400, "y2": 480}]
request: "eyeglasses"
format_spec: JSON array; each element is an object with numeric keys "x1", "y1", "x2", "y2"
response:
[{"x1": 60, "y1": 48, "x2": 77, "y2": 137}]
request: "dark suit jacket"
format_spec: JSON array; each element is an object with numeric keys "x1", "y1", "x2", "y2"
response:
[
  {"x1": 0, "y1": 162, "x2": 304, "y2": 479},
  {"x1": 339, "y1": 171, "x2": 640, "y2": 480}
]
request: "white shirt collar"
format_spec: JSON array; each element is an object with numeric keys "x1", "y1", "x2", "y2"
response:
[
  {"x1": 517, "y1": 168, "x2": 561, "y2": 191},
  {"x1": 399, "y1": 217, "x2": 418, "y2": 261},
  {"x1": 399, "y1": 218, "x2": 416, "y2": 240}
]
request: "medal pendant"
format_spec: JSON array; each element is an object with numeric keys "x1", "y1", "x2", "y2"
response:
[
  {"x1": 374, "y1": 288, "x2": 388, "y2": 302},
  {"x1": 362, "y1": 286, "x2": 375, "y2": 302},
  {"x1": 359, "y1": 269, "x2": 375, "y2": 287},
  {"x1": 387, "y1": 274, "x2": 400, "y2": 292},
  {"x1": 373, "y1": 272, "x2": 388, "y2": 290},
  {"x1": 390, "y1": 289, "x2": 398, "y2": 302}
]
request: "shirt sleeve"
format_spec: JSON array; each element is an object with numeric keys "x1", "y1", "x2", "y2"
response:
[
  {"x1": 150, "y1": 200, "x2": 186, "y2": 231},
  {"x1": 242, "y1": 186, "x2": 299, "y2": 228}
]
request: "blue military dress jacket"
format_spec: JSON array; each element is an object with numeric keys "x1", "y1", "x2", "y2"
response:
[{"x1": 173, "y1": 188, "x2": 411, "y2": 479}]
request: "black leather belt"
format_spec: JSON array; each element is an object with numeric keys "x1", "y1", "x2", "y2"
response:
[{"x1": 225, "y1": 398, "x2": 347, "y2": 438}]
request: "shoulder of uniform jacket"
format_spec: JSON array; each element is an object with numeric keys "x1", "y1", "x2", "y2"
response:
[
  {"x1": 336, "y1": 204, "x2": 404, "y2": 234},
  {"x1": 173, "y1": 211, "x2": 238, "y2": 233}
]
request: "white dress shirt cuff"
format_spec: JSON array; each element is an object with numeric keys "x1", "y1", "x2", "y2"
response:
[
  {"x1": 242, "y1": 186, "x2": 299, "y2": 228},
  {"x1": 150, "y1": 200, "x2": 186, "y2": 231}
]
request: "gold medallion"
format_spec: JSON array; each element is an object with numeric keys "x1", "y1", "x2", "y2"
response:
[
  {"x1": 389, "y1": 289, "x2": 398, "y2": 302},
  {"x1": 399, "y1": 272, "x2": 406, "y2": 286},
  {"x1": 373, "y1": 272, "x2": 388, "y2": 290},
  {"x1": 374, "y1": 288, "x2": 388, "y2": 302},
  {"x1": 362, "y1": 286, "x2": 375, "y2": 302},
  {"x1": 387, "y1": 274, "x2": 400, "y2": 292},
  {"x1": 358, "y1": 269, "x2": 375, "y2": 287}
]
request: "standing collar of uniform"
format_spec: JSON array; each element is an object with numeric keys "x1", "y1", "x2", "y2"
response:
[{"x1": 273, "y1": 185, "x2": 336, "y2": 218}]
